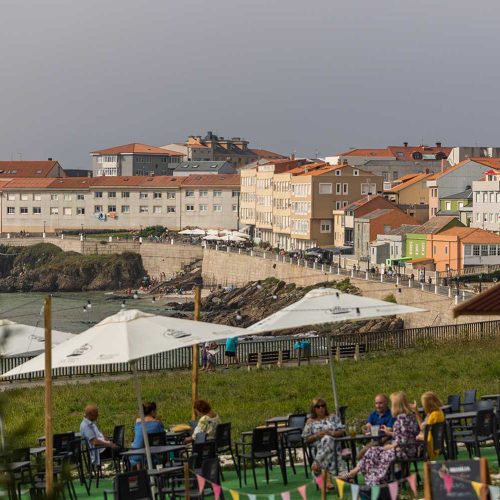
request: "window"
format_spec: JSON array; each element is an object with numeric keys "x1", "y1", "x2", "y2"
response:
[
  {"x1": 33, "y1": 193, "x2": 41, "y2": 201},
  {"x1": 50, "y1": 207, "x2": 59, "y2": 215},
  {"x1": 108, "y1": 192, "x2": 116, "y2": 198},
  {"x1": 20, "y1": 194, "x2": 28, "y2": 201},
  {"x1": 77, "y1": 207, "x2": 85, "y2": 215},
  {"x1": 94, "y1": 192, "x2": 103, "y2": 198},
  {"x1": 481, "y1": 245, "x2": 488, "y2": 256},
  {"x1": 343, "y1": 183, "x2": 348, "y2": 194},
  {"x1": 445, "y1": 201, "x2": 451, "y2": 211},
  {"x1": 392, "y1": 171, "x2": 399, "y2": 181},
  {"x1": 232, "y1": 204, "x2": 238, "y2": 212},
  {"x1": 444, "y1": 246, "x2": 448, "y2": 255},
  {"x1": 7, "y1": 207, "x2": 15, "y2": 214},
  {"x1": 476, "y1": 192, "x2": 481, "y2": 203},
  {"x1": 473, "y1": 245, "x2": 480, "y2": 256},
  {"x1": 199, "y1": 204, "x2": 208, "y2": 212},
  {"x1": 458, "y1": 202, "x2": 464, "y2": 209},
  {"x1": 108, "y1": 205, "x2": 116, "y2": 213},
  {"x1": 336, "y1": 183, "x2": 341, "y2": 194},
  {"x1": 94, "y1": 205, "x2": 103, "y2": 213},
  {"x1": 20, "y1": 207, "x2": 28, "y2": 214},
  {"x1": 433, "y1": 245, "x2": 437, "y2": 254},
  {"x1": 361, "y1": 183, "x2": 369, "y2": 195},
  {"x1": 167, "y1": 206, "x2": 176, "y2": 213},
  {"x1": 186, "y1": 190, "x2": 195, "y2": 197},
  {"x1": 320, "y1": 220, "x2": 332, "y2": 233},
  {"x1": 153, "y1": 206, "x2": 162, "y2": 214},
  {"x1": 213, "y1": 190, "x2": 222, "y2": 197},
  {"x1": 335, "y1": 201, "x2": 341, "y2": 209},
  {"x1": 63, "y1": 207, "x2": 71, "y2": 215},
  {"x1": 139, "y1": 206, "x2": 149, "y2": 213},
  {"x1": 153, "y1": 192, "x2": 162, "y2": 199},
  {"x1": 464, "y1": 245, "x2": 472, "y2": 256},
  {"x1": 50, "y1": 194, "x2": 58, "y2": 201},
  {"x1": 140, "y1": 192, "x2": 148, "y2": 199},
  {"x1": 213, "y1": 204, "x2": 222, "y2": 212},
  {"x1": 122, "y1": 192, "x2": 130, "y2": 198},
  {"x1": 335, "y1": 170, "x2": 341, "y2": 176},
  {"x1": 77, "y1": 194, "x2": 85, "y2": 201},
  {"x1": 353, "y1": 170, "x2": 359, "y2": 176},
  {"x1": 490, "y1": 245, "x2": 497, "y2": 256},
  {"x1": 121, "y1": 205, "x2": 130, "y2": 213},
  {"x1": 33, "y1": 207, "x2": 41, "y2": 214},
  {"x1": 64, "y1": 194, "x2": 72, "y2": 201},
  {"x1": 232, "y1": 190, "x2": 239, "y2": 197},
  {"x1": 319, "y1": 183, "x2": 332, "y2": 194},
  {"x1": 166, "y1": 192, "x2": 176, "y2": 199},
  {"x1": 185, "y1": 205, "x2": 195, "y2": 212}
]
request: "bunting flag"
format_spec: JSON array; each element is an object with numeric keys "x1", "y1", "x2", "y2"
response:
[
  {"x1": 212, "y1": 483, "x2": 222, "y2": 500},
  {"x1": 268, "y1": 496, "x2": 276, "y2": 500},
  {"x1": 350, "y1": 483, "x2": 360, "y2": 500},
  {"x1": 371, "y1": 485, "x2": 380, "y2": 500},
  {"x1": 407, "y1": 474, "x2": 417, "y2": 496},
  {"x1": 314, "y1": 475, "x2": 324, "y2": 489},
  {"x1": 471, "y1": 481, "x2": 483, "y2": 499},
  {"x1": 388, "y1": 481, "x2": 399, "y2": 500},
  {"x1": 229, "y1": 489, "x2": 240, "y2": 500},
  {"x1": 281, "y1": 492, "x2": 291, "y2": 500},
  {"x1": 443, "y1": 473, "x2": 454, "y2": 495},
  {"x1": 247, "y1": 495, "x2": 257, "y2": 500},
  {"x1": 297, "y1": 484, "x2": 307, "y2": 500},
  {"x1": 489, "y1": 485, "x2": 500, "y2": 500},
  {"x1": 336, "y1": 478, "x2": 345, "y2": 498},
  {"x1": 196, "y1": 474, "x2": 206, "y2": 493}
]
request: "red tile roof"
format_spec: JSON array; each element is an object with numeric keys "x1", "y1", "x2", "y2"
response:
[
  {"x1": 430, "y1": 157, "x2": 500, "y2": 180},
  {"x1": 179, "y1": 174, "x2": 240, "y2": 187},
  {"x1": 453, "y1": 282, "x2": 500, "y2": 317},
  {"x1": 250, "y1": 149, "x2": 286, "y2": 160},
  {"x1": 2, "y1": 178, "x2": 56, "y2": 189},
  {"x1": 0, "y1": 161, "x2": 63, "y2": 178},
  {"x1": 439, "y1": 227, "x2": 500, "y2": 243},
  {"x1": 91, "y1": 143, "x2": 184, "y2": 156},
  {"x1": 387, "y1": 173, "x2": 433, "y2": 193},
  {"x1": 339, "y1": 148, "x2": 394, "y2": 158},
  {"x1": 48, "y1": 178, "x2": 95, "y2": 189}
]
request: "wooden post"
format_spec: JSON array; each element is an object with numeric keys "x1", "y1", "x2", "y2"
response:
[
  {"x1": 256, "y1": 351, "x2": 262, "y2": 369},
  {"x1": 277, "y1": 349, "x2": 283, "y2": 368},
  {"x1": 354, "y1": 344, "x2": 360, "y2": 361},
  {"x1": 44, "y1": 296, "x2": 53, "y2": 495},
  {"x1": 321, "y1": 469, "x2": 328, "y2": 500},
  {"x1": 335, "y1": 346, "x2": 340, "y2": 362},
  {"x1": 183, "y1": 462, "x2": 191, "y2": 500},
  {"x1": 191, "y1": 284, "x2": 202, "y2": 420}
]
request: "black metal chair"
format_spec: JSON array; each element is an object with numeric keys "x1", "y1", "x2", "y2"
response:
[
  {"x1": 235, "y1": 427, "x2": 286, "y2": 490},
  {"x1": 104, "y1": 469, "x2": 152, "y2": 500},
  {"x1": 447, "y1": 395, "x2": 461, "y2": 413},
  {"x1": 338, "y1": 406, "x2": 348, "y2": 426},
  {"x1": 192, "y1": 440, "x2": 217, "y2": 471},
  {"x1": 9, "y1": 448, "x2": 33, "y2": 500},
  {"x1": 462, "y1": 389, "x2": 477, "y2": 411},
  {"x1": 167, "y1": 457, "x2": 220, "y2": 499},
  {"x1": 474, "y1": 400, "x2": 494, "y2": 411},
  {"x1": 148, "y1": 431, "x2": 167, "y2": 446},
  {"x1": 282, "y1": 414, "x2": 309, "y2": 477},
  {"x1": 214, "y1": 422, "x2": 239, "y2": 480},
  {"x1": 158, "y1": 453, "x2": 198, "y2": 500},
  {"x1": 455, "y1": 409, "x2": 500, "y2": 465}
]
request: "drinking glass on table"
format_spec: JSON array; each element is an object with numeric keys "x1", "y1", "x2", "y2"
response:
[
  {"x1": 348, "y1": 425, "x2": 357, "y2": 437},
  {"x1": 370, "y1": 425, "x2": 380, "y2": 437}
]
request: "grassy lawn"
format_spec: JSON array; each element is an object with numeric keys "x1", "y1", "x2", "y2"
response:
[{"x1": 3, "y1": 337, "x2": 500, "y2": 449}]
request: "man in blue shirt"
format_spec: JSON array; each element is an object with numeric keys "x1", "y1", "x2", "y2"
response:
[
  {"x1": 224, "y1": 337, "x2": 239, "y2": 369},
  {"x1": 366, "y1": 394, "x2": 396, "y2": 431}
]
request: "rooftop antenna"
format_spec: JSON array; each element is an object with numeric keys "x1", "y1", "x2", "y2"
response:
[{"x1": 17, "y1": 153, "x2": 22, "y2": 160}]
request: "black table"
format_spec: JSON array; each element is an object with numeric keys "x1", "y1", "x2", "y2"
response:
[
  {"x1": 147, "y1": 465, "x2": 184, "y2": 492},
  {"x1": 417, "y1": 404, "x2": 452, "y2": 415},
  {"x1": 334, "y1": 434, "x2": 375, "y2": 469},
  {"x1": 265, "y1": 415, "x2": 289, "y2": 427},
  {"x1": 445, "y1": 411, "x2": 477, "y2": 420},
  {"x1": 120, "y1": 444, "x2": 186, "y2": 458},
  {"x1": 480, "y1": 394, "x2": 500, "y2": 401}
]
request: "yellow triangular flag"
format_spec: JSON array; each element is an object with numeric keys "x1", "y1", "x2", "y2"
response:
[
  {"x1": 229, "y1": 489, "x2": 240, "y2": 500},
  {"x1": 336, "y1": 478, "x2": 345, "y2": 498},
  {"x1": 471, "y1": 481, "x2": 483, "y2": 499}
]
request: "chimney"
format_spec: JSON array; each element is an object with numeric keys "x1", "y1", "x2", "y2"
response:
[
  {"x1": 425, "y1": 168, "x2": 429, "y2": 174},
  {"x1": 403, "y1": 142, "x2": 408, "y2": 148},
  {"x1": 289, "y1": 152, "x2": 295, "y2": 160},
  {"x1": 48, "y1": 157, "x2": 53, "y2": 161},
  {"x1": 436, "y1": 142, "x2": 442, "y2": 148}
]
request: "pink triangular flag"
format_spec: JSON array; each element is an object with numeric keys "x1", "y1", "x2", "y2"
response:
[
  {"x1": 212, "y1": 483, "x2": 222, "y2": 500},
  {"x1": 388, "y1": 481, "x2": 399, "y2": 500},
  {"x1": 407, "y1": 474, "x2": 417, "y2": 496},
  {"x1": 281, "y1": 492, "x2": 291, "y2": 500},
  {"x1": 196, "y1": 474, "x2": 206, "y2": 493},
  {"x1": 298, "y1": 484, "x2": 307, "y2": 500},
  {"x1": 443, "y1": 473, "x2": 454, "y2": 495},
  {"x1": 314, "y1": 475, "x2": 324, "y2": 489}
]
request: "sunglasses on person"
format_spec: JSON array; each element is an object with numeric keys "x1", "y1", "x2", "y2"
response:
[{"x1": 315, "y1": 403, "x2": 326, "y2": 408}]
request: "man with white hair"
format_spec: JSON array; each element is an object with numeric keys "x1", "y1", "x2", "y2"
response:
[{"x1": 80, "y1": 404, "x2": 118, "y2": 464}]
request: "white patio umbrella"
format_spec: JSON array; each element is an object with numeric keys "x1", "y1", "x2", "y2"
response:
[
  {"x1": 0, "y1": 319, "x2": 74, "y2": 357},
  {"x1": 178, "y1": 228, "x2": 206, "y2": 235},
  {"x1": 206, "y1": 229, "x2": 220, "y2": 235},
  {"x1": 203, "y1": 234, "x2": 223, "y2": 241},
  {"x1": 227, "y1": 235, "x2": 246, "y2": 242},
  {"x1": 247, "y1": 288, "x2": 425, "y2": 412},
  {"x1": 231, "y1": 231, "x2": 250, "y2": 239},
  {"x1": 2, "y1": 309, "x2": 249, "y2": 472}
]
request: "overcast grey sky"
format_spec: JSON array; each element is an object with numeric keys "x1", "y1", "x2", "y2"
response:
[{"x1": 1, "y1": 0, "x2": 500, "y2": 169}]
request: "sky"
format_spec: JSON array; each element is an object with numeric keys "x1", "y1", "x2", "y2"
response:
[{"x1": 1, "y1": 0, "x2": 500, "y2": 169}]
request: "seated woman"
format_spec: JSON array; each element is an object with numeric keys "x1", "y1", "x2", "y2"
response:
[
  {"x1": 129, "y1": 402, "x2": 164, "y2": 468},
  {"x1": 302, "y1": 398, "x2": 345, "y2": 486},
  {"x1": 341, "y1": 391, "x2": 419, "y2": 485},
  {"x1": 185, "y1": 400, "x2": 221, "y2": 444},
  {"x1": 411, "y1": 391, "x2": 445, "y2": 460}
]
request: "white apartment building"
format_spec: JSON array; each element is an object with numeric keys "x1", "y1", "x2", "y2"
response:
[
  {"x1": 472, "y1": 167, "x2": 500, "y2": 233},
  {"x1": 0, "y1": 175, "x2": 240, "y2": 234}
]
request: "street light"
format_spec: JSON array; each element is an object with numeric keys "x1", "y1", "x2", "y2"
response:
[
  {"x1": 43, "y1": 221, "x2": 46, "y2": 236},
  {"x1": 81, "y1": 224, "x2": 84, "y2": 238}
]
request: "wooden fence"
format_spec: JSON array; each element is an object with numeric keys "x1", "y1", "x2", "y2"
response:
[{"x1": 1, "y1": 320, "x2": 499, "y2": 381}]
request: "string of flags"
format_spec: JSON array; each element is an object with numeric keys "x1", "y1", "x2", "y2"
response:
[{"x1": 194, "y1": 470, "x2": 500, "y2": 499}]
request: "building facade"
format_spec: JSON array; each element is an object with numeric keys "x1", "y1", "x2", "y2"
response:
[{"x1": 471, "y1": 163, "x2": 500, "y2": 233}]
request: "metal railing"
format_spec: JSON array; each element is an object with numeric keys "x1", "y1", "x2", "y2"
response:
[{"x1": 2, "y1": 319, "x2": 498, "y2": 381}]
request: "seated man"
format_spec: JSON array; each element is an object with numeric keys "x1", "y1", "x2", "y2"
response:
[
  {"x1": 357, "y1": 394, "x2": 395, "y2": 460},
  {"x1": 80, "y1": 404, "x2": 118, "y2": 465}
]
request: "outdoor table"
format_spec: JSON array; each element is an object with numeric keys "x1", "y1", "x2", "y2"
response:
[
  {"x1": 30, "y1": 447, "x2": 46, "y2": 456},
  {"x1": 417, "y1": 404, "x2": 452, "y2": 415},
  {"x1": 445, "y1": 410, "x2": 477, "y2": 459},
  {"x1": 445, "y1": 411, "x2": 477, "y2": 420},
  {"x1": 480, "y1": 394, "x2": 500, "y2": 401},
  {"x1": 266, "y1": 415, "x2": 290, "y2": 427},
  {"x1": 120, "y1": 444, "x2": 186, "y2": 458},
  {"x1": 333, "y1": 434, "x2": 375, "y2": 470},
  {"x1": 36, "y1": 432, "x2": 81, "y2": 445},
  {"x1": 2, "y1": 461, "x2": 31, "y2": 500},
  {"x1": 147, "y1": 465, "x2": 184, "y2": 491}
]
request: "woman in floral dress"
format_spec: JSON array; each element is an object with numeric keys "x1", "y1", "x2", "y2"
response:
[
  {"x1": 302, "y1": 398, "x2": 345, "y2": 484},
  {"x1": 342, "y1": 391, "x2": 419, "y2": 485}
]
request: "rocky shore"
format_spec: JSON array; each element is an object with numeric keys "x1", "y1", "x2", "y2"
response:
[{"x1": 0, "y1": 243, "x2": 145, "y2": 292}]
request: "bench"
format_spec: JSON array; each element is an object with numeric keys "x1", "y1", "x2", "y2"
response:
[
  {"x1": 247, "y1": 349, "x2": 291, "y2": 366},
  {"x1": 331, "y1": 344, "x2": 367, "y2": 359}
]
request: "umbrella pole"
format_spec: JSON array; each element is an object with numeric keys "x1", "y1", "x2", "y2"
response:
[
  {"x1": 44, "y1": 295, "x2": 53, "y2": 495},
  {"x1": 191, "y1": 284, "x2": 201, "y2": 420},
  {"x1": 327, "y1": 333, "x2": 340, "y2": 415},
  {"x1": 131, "y1": 361, "x2": 154, "y2": 473}
]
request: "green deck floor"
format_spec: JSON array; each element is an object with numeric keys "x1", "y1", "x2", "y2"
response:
[{"x1": 13, "y1": 446, "x2": 499, "y2": 498}]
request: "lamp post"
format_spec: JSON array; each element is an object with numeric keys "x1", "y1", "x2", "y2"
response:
[
  {"x1": 139, "y1": 225, "x2": 143, "y2": 243},
  {"x1": 479, "y1": 274, "x2": 483, "y2": 294},
  {"x1": 43, "y1": 221, "x2": 46, "y2": 238}
]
